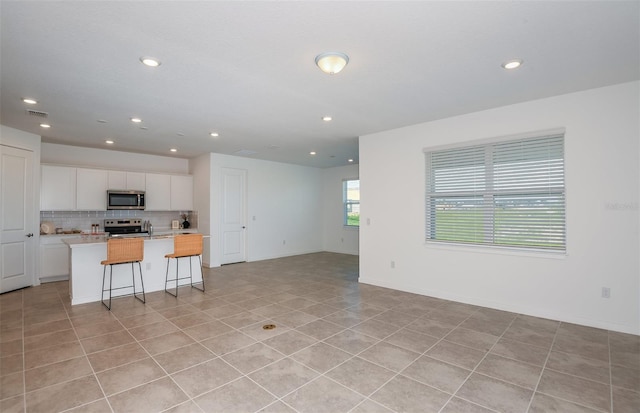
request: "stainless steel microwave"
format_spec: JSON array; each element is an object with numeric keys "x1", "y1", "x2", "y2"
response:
[{"x1": 107, "y1": 190, "x2": 145, "y2": 210}]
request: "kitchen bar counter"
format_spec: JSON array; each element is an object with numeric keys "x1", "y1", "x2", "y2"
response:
[
  {"x1": 63, "y1": 229, "x2": 200, "y2": 246},
  {"x1": 63, "y1": 231, "x2": 207, "y2": 305}
]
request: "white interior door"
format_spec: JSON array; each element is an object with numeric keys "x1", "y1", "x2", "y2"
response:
[
  {"x1": 221, "y1": 168, "x2": 247, "y2": 264},
  {"x1": 1, "y1": 145, "x2": 35, "y2": 293}
]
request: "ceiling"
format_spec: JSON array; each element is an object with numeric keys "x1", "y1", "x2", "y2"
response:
[{"x1": 1, "y1": 1, "x2": 638, "y2": 168}]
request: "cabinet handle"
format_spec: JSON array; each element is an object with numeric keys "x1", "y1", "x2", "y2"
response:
[{"x1": 26, "y1": 233, "x2": 34, "y2": 237}]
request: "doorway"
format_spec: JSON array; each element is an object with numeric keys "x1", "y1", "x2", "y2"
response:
[{"x1": 221, "y1": 168, "x2": 247, "y2": 264}]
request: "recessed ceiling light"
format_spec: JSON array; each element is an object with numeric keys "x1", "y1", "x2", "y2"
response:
[
  {"x1": 140, "y1": 126, "x2": 148, "y2": 130},
  {"x1": 97, "y1": 119, "x2": 108, "y2": 123},
  {"x1": 502, "y1": 59, "x2": 523, "y2": 70},
  {"x1": 177, "y1": 133, "x2": 185, "y2": 137},
  {"x1": 40, "y1": 123, "x2": 50, "y2": 128},
  {"x1": 131, "y1": 117, "x2": 142, "y2": 123},
  {"x1": 22, "y1": 98, "x2": 37, "y2": 104},
  {"x1": 105, "y1": 140, "x2": 114, "y2": 144},
  {"x1": 309, "y1": 151, "x2": 316, "y2": 155},
  {"x1": 348, "y1": 159, "x2": 354, "y2": 163},
  {"x1": 322, "y1": 116, "x2": 332, "y2": 122},
  {"x1": 210, "y1": 132, "x2": 219, "y2": 137},
  {"x1": 140, "y1": 57, "x2": 161, "y2": 67},
  {"x1": 170, "y1": 148, "x2": 177, "y2": 152}
]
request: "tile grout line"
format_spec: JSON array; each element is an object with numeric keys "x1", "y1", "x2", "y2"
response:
[
  {"x1": 523, "y1": 320, "x2": 561, "y2": 413},
  {"x1": 436, "y1": 311, "x2": 520, "y2": 413},
  {"x1": 58, "y1": 286, "x2": 116, "y2": 413},
  {"x1": 608, "y1": 331, "x2": 614, "y2": 413}
]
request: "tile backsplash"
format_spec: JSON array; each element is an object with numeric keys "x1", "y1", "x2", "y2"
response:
[{"x1": 40, "y1": 210, "x2": 198, "y2": 233}]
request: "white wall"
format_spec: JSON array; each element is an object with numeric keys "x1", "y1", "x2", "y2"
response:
[
  {"x1": 190, "y1": 153, "x2": 212, "y2": 266},
  {"x1": 1, "y1": 125, "x2": 42, "y2": 285},
  {"x1": 359, "y1": 81, "x2": 640, "y2": 334},
  {"x1": 322, "y1": 164, "x2": 359, "y2": 255},
  {"x1": 41, "y1": 143, "x2": 189, "y2": 174},
  {"x1": 193, "y1": 153, "x2": 324, "y2": 267}
]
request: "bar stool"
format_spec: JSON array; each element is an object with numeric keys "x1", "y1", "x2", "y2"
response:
[
  {"x1": 164, "y1": 234, "x2": 205, "y2": 297},
  {"x1": 101, "y1": 238, "x2": 146, "y2": 310}
]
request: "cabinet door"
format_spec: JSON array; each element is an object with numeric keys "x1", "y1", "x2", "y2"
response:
[
  {"x1": 126, "y1": 172, "x2": 146, "y2": 190},
  {"x1": 145, "y1": 173, "x2": 171, "y2": 210},
  {"x1": 76, "y1": 168, "x2": 108, "y2": 210},
  {"x1": 107, "y1": 171, "x2": 145, "y2": 190},
  {"x1": 40, "y1": 244, "x2": 69, "y2": 278},
  {"x1": 41, "y1": 165, "x2": 76, "y2": 210},
  {"x1": 170, "y1": 175, "x2": 194, "y2": 210},
  {"x1": 108, "y1": 171, "x2": 126, "y2": 189}
]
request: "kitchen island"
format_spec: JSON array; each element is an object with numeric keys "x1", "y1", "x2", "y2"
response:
[{"x1": 63, "y1": 231, "x2": 206, "y2": 305}]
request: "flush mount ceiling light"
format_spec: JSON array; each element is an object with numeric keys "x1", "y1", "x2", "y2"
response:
[
  {"x1": 348, "y1": 158, "x2": 354, "y2": 163},
  {"x1": 22, "y1": 98, "x2": 37, "y2": 104},
  {"x1": 105, "y1": 140, "x2": 114, "y2": 144},
  {"x1": 315, "y1": 52, "x2": 349, "y2": 74},
  {"x1": 210, "y1": 132, "x2": 219, "y2": 137},
  {"x1": 140, "y1": 57, "x2": 161, "y2": 67},
  {"x1": 40, "y1": 123, "x2": 51, "y2": 128},
  {"x1": 170, "y1": 148, "x2": 177, "y2": 152},
  {"x1": 502, "y1": 59, "x2": 523, "y2": 70},
  {"x1": 130, "y1": 117, "x2": 142, "y2": 123},
  {"x1": 322, "y1": 116, "x2": 332, "y2": 122},
  {"x1": 309, "y1": 151, "x2": 317, "y2": 155}
]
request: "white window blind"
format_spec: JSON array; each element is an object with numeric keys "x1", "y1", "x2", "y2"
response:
[{"x1": 425, "y1": 134, "x2": 565, "y2": 251}]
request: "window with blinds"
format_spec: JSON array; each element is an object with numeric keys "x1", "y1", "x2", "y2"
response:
[{"x1": 425, "y1": 134, "x2": 565, "y2": 251}]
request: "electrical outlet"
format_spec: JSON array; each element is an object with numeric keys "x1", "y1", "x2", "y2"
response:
[
  {"x1": 601, "y1": 287, "x2": 610, "y2": 298},
  {"x1": 366, "y1": 218, "x2": 371, "y2": 226},
  {"x1": 390, "y1": 260, "x2": 395, "y2": 269}
]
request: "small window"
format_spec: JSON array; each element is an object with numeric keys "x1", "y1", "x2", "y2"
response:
[
  {"x1": 343, "y1": 179, "x2": 360, "y2": 227},
  {"x1": 425, "y1": 133, "x2": 565, "y2": 251}
]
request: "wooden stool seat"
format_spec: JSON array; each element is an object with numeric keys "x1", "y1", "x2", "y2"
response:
[
  {"x1": 165, "y1": 234, "x2": 205, "y2": 297},
  {"x1": 101, "y1": 238, "x2": 145, "y2": 310}
]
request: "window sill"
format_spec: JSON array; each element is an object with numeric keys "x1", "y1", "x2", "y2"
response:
[
  {"x1": 343, "y1": 225, "x2": 359, "y2": 231},
  {"x1": 424, "y1": 241, "x2": 566, "y2": 260}
]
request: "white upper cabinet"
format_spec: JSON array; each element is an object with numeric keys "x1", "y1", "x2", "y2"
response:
[
  {"x1": 170, "y1": 175, "x2": 194, "y2": 211},
  {"x1": 76, "y1": 168, "x2": 108, "y2": 210},
  {"x1": 41, "y1": 166, "x2": 192, "y2": 212},
  {"x1": 145, "y1": 173, "x2": 171, "y2": 210},
  {"x1": 126, "y1": 172, "x2": 146, "y2": 191},
  {"x1": 41, "y1": 165, "x2": 76, "y2": 210},
  {"x1": 107, "y1": 171, "x2": 126, "y2": 189},
  {"x1": 108, "y1": 171, "x2": 146, "y2": 191}
]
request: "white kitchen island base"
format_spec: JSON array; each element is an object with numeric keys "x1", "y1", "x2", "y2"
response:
[{"x1": 64, "y1": 234, "x2": 205, "y2": 305}]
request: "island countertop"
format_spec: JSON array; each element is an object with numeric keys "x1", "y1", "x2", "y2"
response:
[{"x1": 62, "y1": 229, "x2": 203, "y2": 247}]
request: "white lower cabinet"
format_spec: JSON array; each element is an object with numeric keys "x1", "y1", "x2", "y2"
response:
[{"x1": 40, "y1": 236, "x2": 71, "y2": 281}]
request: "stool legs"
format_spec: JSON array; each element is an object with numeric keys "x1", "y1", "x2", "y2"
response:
[
  {"x1": 101, "y1": 262, "x2": 146, "y2": 311},
  {"x1": 134, "y1": 261, "x2": 146, "y2": 304},
  {"x1": 102, "y1": 264, "x2": 113, "y2": 310},
  {"x1": 164, "y1": 255, "x2": 205, "y2": 297}
]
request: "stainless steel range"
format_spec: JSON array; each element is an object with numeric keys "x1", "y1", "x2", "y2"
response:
[{"x1": 104, "y1": 219, "x2": 148, "y2": 237}]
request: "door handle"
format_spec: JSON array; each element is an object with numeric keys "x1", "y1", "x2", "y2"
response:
[
  {"x1": 26, "y1": 233, "x2": 34, "y2": 237},
  {"x1": 242, "y1": 226, "x2": 246, "y2": 229}
]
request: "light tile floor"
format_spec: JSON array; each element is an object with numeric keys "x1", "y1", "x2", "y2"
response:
[{"x1": 1, "y1": 252, "x2": 639, "y2": 413}]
